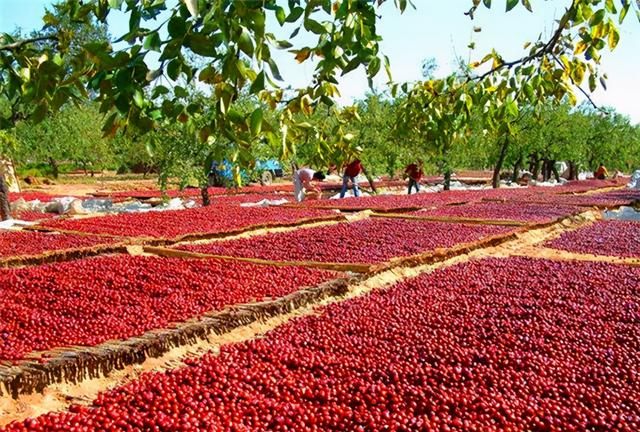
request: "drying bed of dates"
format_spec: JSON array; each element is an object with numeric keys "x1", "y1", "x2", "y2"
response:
[
  {"x1": 546, "y1": 219, "x2": 640, "y2": 259},
  {"x1": 37, "y1": 206, "x2": 341, "y2": 240},
  {"x1": 0, "y1": 255, "x2": 338, "y2": 361},
  {"x1": 409, "y1": 201, "x2": 583, "y2": 223},
  {"x1": 4, "y1": 257, "x2": 638, "y2": 431},
  {"x1": 175, "y1": 218, "x2": 514, "y2": 264},
  {"x1": 0, "y1": 231, "x2": 119, "y2": 259},
  {"x1": 292, "y1": 189, "x2": 489, "y2": 211}
]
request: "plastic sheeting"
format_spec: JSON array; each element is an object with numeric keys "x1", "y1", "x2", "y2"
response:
[
  {"x1": 627, "y1": 170, "x2": 640, "y2": 190},
  {"x1": 603, "y1": 206, "x2": 640, "y2": 222},
  {"x1": 240, "y1": 199, "x2": 290, "y2": 207}
]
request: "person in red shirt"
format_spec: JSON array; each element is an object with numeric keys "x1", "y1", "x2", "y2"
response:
[
  {"x1": 340, "y1": 159, "x2": 363, "y2": 198},
  {"x1": 405, "y1": 160, "x2": 423, "y2": 195}
]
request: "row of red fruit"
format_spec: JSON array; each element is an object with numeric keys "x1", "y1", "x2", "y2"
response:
[
  {"x1": 0, "y1": 255, "x2": 337, "y2": 361},
  {"x1": 410, "y1": 201, "x2": 583, "y2": 223},
  {"x1": 4, "y1": 257, "x2": 638, "y2": 430},
  {"x1": 0, "y1": 231, "x2": 117, "y2": 259},
  {"x1": 176, "y1": 218, "x2": 513, "y2": 264},
  {"x1": 546, "y1": 219, "x2": 640, "y2": 258},
  {"x1": 38, "y1": 206, "x2": 341, "y2": 240}
]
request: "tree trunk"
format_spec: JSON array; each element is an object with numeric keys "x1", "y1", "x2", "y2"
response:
[
  {"x1": 49, "y1": 157, "x2": 59, "y2": 179},
  {"x1": 542, "y1": 159, "x2": 550, "y2": 182},
  {"x1": 492, "y1": 137, "x2": 509, "y2": 189},
  {"x1": 0, "y1": 172, "x2": 12, "y2": 221},
  {"x1": 551, "y1": 160, "x2": 560, "y2": 182},
  {"x1": 200, "y1": 185, "x2": 210, "y2": 207},
  {"x1": 528, "y1": 154, "x2": 536, "y2": 173},
  {"x1": 512, "y1": 155, "x2": 523, "y2": 183},
  {"x1": 532, "y1": 156, "x2": 541, "y2": 181},
  {"x1": 568, "y1": 161, "x2": 578, "y2": 180},
  {"x1": 443, "y1": 169, "x2": 451, "y2": 191}
]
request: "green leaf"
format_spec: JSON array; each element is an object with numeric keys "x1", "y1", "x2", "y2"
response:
[
  {"x1": 276, "y1": 40, "x2": 293, "y2": 49},
  {"x1": 167, "y1": 58, "x2": 182, "y2": 80},
  {"x1": 133, "y1": 90, "x2": 145, "y2": 108},
  {"x1": 108, "y1": 0, "x2": 123, "y2": 9},
  {"x1": 152, "y1": 85, "x2": 170, "y2": 98},
  {"x1": 267, "y1": 58, "x2": 283, "y2": 81},
  {"x1": 609, "y1": 26, "x2": 620, "y2": 50},
  {"x1": 619, "y1": 3, "x2": 630, "y2": 23},
  {"x1": 521, "y1": 0, "x2": 532, "y2": 12},
  {"x1": 589, "y1": 9, "x2": 605, "y2": 26},
  {"x1": 143, "y1": 31, "x2": 162, "y2": 52},
  {"x1": 250, "y1": 108, "x2": 263, "y2": 136},
  {"x1": 227, "y1": 109, "x2": 244, "y2": 124},
  {"x1": 187, "y1": 33, "x2": 217, "y2": 57},
  {"x1": 285, "y1": 6, "x2": 304, "y2": 23},
  {"x1": 275, "y1": 6, "x2": 286, "y2": 25},
  {"x1": 483, "y1": 0, "x2": 492, "y2": 7},
  {"x1": 304, "y1": 19, "x2": 326, "y2": 35},
  {"x1": 199, "y1": 66, "x2": 217, "y2": 83},
  {"x1": 600, "y1": 76, "x2": 608, "y2": 90},
  {"x1": 506, "y1": 0, "x2": 518, "y2": 12},
  {"x1": 174, "y1": 86, "x2": 189, "y2": 98},
  {"x1": 604, "y1": 0, "x2": 616, "y2": 13},
  {"x1": 237, "y1": 29, "x2": 254, "y2": 57},
  {"x1": 160, "y1": 39, "x2": 182, "y2": 60},
  {"x1": 168, "y1": 16, "x2": 187, "y2": 38},
  {"x1": 250, "y1": 71, "x2": 265, "y2": 94},
  {"x1": 31, "y1": 101, "x2": 49, "y2": 124},
  {"x1": 367, "y1": 57, "x2": 381, "y2": 77}
]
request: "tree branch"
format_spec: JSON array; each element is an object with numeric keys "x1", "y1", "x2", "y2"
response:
[
  {"x1": 0, "y1": 35, "x2": 59, "y2": 52},
  {"x1": 468, "y1": 0, "x2": 577, "y2": 83},
  {"x1": 550, "y1": 54, "x2": 602, "y2": 112}
]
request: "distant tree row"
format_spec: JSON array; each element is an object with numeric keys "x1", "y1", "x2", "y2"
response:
[{"x1": 6, "y1": 92, "x2": 639, "y2": 187}]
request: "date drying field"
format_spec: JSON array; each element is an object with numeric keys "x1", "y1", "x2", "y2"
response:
[{"x1": 1, "y1": 180, "x2": 639, "y2": 431}]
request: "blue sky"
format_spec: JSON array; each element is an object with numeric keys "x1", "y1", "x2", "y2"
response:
[{"x1": 2, "y1": 0, "x2": 638, "y2": 123}]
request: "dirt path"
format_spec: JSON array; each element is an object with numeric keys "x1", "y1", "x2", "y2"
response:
[{"x1": 0, "y1": 210, "x2": 607, "y2": 426}]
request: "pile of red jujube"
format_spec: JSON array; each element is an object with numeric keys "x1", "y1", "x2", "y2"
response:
[
  {"x1": 8, "y1": 192, "x2": 73, "y2": 203},
  {"x1": 510, "y1": 193, "x2": 632, "y2": 208},
  {"x1": 4, "y1": 257, "x2": 638, "y2": 431},
  {"x1": 411, "y1": 201, "x2": 582, "y2": 223},
  {"x1": 0, "y1": 255, "x2": 336, "y2": 361},
  {"x1": 176, "y1": 219, "x2": 513, "y2": 264},
  {"x1": 546, "y1": 220, "x2": 640, "y2": 258},
  {"x1": 39, "y1": 206, "x2": 339, "y2": 239},
  {"x1": 294, "y1": 190, "x2": 491, "y2": 211},
  {"x1": 551, "y1": 178, "x2": 628, "y2": 194},
  {"x1": 105, "y1": 184, "x2": 297, "y2": 200},
  {"x1": 11, "y1": 211, "x2": 58, "y2": 222},
  {"x1": 0, "y1": 231, "x2": 116, "y2": 258}
]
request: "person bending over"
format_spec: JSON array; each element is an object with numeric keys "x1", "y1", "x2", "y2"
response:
[
  {"x1": 340, "y1": 159, "x2": 364, "y2": 198},
  {"x1": 293, "y1": 168, "x2": 326, "y2": 202},
  {"x1": 405, "y1": 161, "x2": 424, "y2": 194}
]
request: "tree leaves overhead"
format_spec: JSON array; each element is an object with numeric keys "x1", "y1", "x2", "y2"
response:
[{"x1": 0, "y1": 0, "x2": 636, "y2": 197}]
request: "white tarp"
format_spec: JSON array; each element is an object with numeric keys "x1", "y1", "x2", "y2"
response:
[
  {"x1": 627, "y1": 170, "x2": 640, "y2": 189},
  {"x1": 240, "y1": 198, "x2": 290, "y2": 207}
]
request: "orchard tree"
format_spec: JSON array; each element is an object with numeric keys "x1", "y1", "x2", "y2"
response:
[
  {"x1": 354, "y1": 92, "x2": 408, "y2": 178},
  {"x1": 398, "y1": 75, "x2": 477, "y2": 190},
  {"x1": 14, "y1": 103, "x2": 114, "y2": 177},
  {"x1": 399, "y1": 0, "x2": 638, "y2": 188}
]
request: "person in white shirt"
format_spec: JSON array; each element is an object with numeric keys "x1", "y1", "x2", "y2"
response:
[{"x1": 293, "y1": 168, "x2": 326, "y2": 202}]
